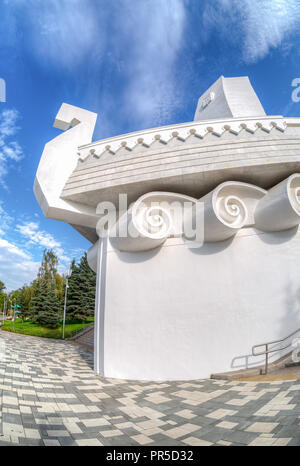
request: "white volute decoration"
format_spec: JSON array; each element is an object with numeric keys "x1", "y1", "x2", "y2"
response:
[
  {"x1": 97, "y1": 176, "x2": 300, "y2": 253},
  {"x1": 109, "y1": 192, "x2": 196, "y2": 252},
  {"x1": 255, "y1": 173, "x2": 300, "y2": 232}
]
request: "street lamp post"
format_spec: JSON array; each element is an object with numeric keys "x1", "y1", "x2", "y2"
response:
[{"x1": 62, "y1": 268, "x2": 72, "y2": 340}]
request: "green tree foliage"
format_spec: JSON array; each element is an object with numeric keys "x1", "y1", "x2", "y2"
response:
[
  {"x1": 29, "y1": 250, "x2": 62, "y2": 327},
  {"x1": 0, "y1": 294, "x2": 6, "y2": 312},
  {"x1": 66, "y1": 254, "x2": 96, "y2": 322},
  {"x1": 55, "y1": 273, "x2": 65, "y2": 310},
  {"x1": 31, "y1": 277, "x2": 60, "y2": 328},
  {"x1": 65, "y1": 259, "x2": 82, "y2": 322},
  {"x1": 0, "y1": 280, "x2": 6, "y2": 312},
  {"x1": 37, "y1": 249, "x2": 58, "y2": 282},
  {"x1": 18, "y1": 285, "x2": 33, "y2": 322},
  {"x1": 78, "y1": 253, "x2": 96, "y2": 317},
  {"x1": 7, "y1": 249, "x2": 96, "y2": 327}
]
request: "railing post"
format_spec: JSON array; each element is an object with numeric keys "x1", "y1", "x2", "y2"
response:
[{"x1": 265, "y1": 344, "x2": 268, "y2": 375}]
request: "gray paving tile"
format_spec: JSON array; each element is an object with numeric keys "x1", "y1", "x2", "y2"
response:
[{"x1": 1, "y1": 330, "x2": 300, "y2": 446}]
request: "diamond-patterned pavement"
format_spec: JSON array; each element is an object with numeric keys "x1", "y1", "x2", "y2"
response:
[{"x1": 0, "y1": 330, "x2": 300, "y2": 446}]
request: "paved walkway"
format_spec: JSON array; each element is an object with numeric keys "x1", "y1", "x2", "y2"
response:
[{"x1": 0, "y1": 331, "x2": 300, "y2": 446}]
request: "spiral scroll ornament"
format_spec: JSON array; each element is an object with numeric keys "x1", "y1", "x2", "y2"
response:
[
  {"x1": 102, "y1": 175, "x2": 300, "y2": 252},
  {"x1": 255, "y1": 174, "x2": 300, "y2": 232},
  {"x1": 201, "y1": 182, "x2": 266, "y2": 242},
  {"x1": 135, "y1": 204, "x2": 173, "y2": 239},
  {"x1": 216, "y1": 195, "x2": 247, "y2": 228}
]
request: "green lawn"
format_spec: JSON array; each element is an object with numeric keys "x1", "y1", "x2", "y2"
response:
[{"x1": 0, "y1": 317, "x2": 94, "y2": 339}]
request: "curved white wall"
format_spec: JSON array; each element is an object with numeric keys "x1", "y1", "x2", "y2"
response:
[{"x1": 94, "y1": 227, "x2": 300, "y2": 380}]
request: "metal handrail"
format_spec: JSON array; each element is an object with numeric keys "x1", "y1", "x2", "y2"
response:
[{"x1": 252, "y1": 327, "x2": 300, "y2": 375}]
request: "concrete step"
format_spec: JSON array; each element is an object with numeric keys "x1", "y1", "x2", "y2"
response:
[
  {"x1": 285, "y1": 361, "x2": 300, "y2": 368},
  {"x1": 68, "y1": 325, "x2": 94, "y2": 350},
  {"x1": 211, "y1": 351, "x2": 294, "y2": 381}
]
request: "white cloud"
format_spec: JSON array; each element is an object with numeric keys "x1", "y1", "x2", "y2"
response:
[
  {"x1": 0, "y1": 237, "x2": 30, "y2": 260},
  {"x1": 16, "y1": 221, "x2": 70, "y2": 264},
  {"x1": 210, "y1": 0, "x2": 300, "y2": 63},
  {"x1": 4, "y1": 0, "x2": 300, "y2": 132},
  {"x1": 0, "y1": 109, "x2": 23, "y2": 186},
  {"x1": 0, "y1": 237, "x2": 39, "y2": 290},
  {"x1": 0, "y1": 201, "x2": 13, "y2": 232},
  {"x1": 0, "y1": 198, "x2": 83, "y2": 290},
  {"x1": 113, "y1": 1, "x2": 186, "y2": 128},
  {"x1": 16, "y1": 221, "x2": 60, "y2": 249},
  {"x1": 25, "y1": 0, "x2": 102, "y2": 69},
  {"x1": 0, "y1": 214, "x2": 75, "y2": 290},
  {"x1": 0, "y1": 210, "x2": 40, "y2": 289},
  {"x1": 6, "y1": 0, "x2": 187, "y2": 130},
  {"x1": 0, "y1": 109, "x2": 19, "y2": 137}
]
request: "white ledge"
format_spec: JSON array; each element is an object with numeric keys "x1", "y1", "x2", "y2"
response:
[{"x1": 77, "y1": 115, "x2": 290, "y2": 162}]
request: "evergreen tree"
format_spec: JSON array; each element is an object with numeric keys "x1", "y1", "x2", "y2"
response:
[
  {"x1": 30, "y1": 250, "x2": 62, "y2": 327},
  {"x1": 0, "y1": 280, "x2": 6, "y2": 311},
  {"x1": 31, "y1": 277, "x2": 60, "y2": 328},
  {"x1": 18, "y1": 285, "x2": 33, "y2": 322},
  {"x1": 29, "y1": 279, "x2": 40, "y2": 323},
  {"x1": 55, "y1": 273, "x2": 65, "y2": 313},
  {"x1": 65, "y1": 260, "x2": 82, "y2": 322},
  {"x1": 37, "y1": 249, "x2": 58, "y2": 282},
  {"x1": 7, "y1": 249, "x2": 96, "y2": 327},
  {"x1": 78, "y1": 253, "x2": 96, "y2": 319},
  {"x1": 66, "y1": 254, "x2": 96, "y2": 322}
]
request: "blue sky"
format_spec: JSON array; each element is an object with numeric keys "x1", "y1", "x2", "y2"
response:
[{"x1": 1, "y1": 0, "x2": 300, "y2": 290}]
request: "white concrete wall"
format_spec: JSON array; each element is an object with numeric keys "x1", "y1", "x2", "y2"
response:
[
  {"x1": 34, "y1": 103, "x2": 99, "y2": 228},
  {"x1": 194, "y1": 76, "x2": 265, "y2": 121},
  {"x1": 94, "y1": 227, "x2": 300, "y2": 380}
]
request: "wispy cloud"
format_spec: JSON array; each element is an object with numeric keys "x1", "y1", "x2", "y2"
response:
[
  {"x1": 209, "y1": 0, "x2": 300, "y2": 63},
  {"x1": 0, "y1": 201, "x2": 13, "y2": 235},
  {"x1": 0, "y1": 204, "x2": 77, "y2": 290},
  {"x1": 16, "y1": 221, "x2": 71, "y2": 264},
  {"x1": 16, "y1": 221, "x2": 61, "y2": 249},
  {"x1": 24, "y1": 0, "x2": 102, "y2": 69},
  {"x1": 117, "y1": 1, "x2": 187, "y2": 128},
  {"x1": 0, "y1": 206, "x2": 40, "y2": 290},
  {"x1": 0, "y1": 237, "x2": 39, "y2": 290},
  {"x1": 6, "y1": 0, "x2": 187, "y2": 131},
  {"x1": 0, "y1": 109, "x2": 23, "y2": 187},
  {"x1": 4, "y1": 0, "x2": 300, "y2": 134},
  {"x1": 0, "y1": 237, "x2": 30, "y2": 260}
]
